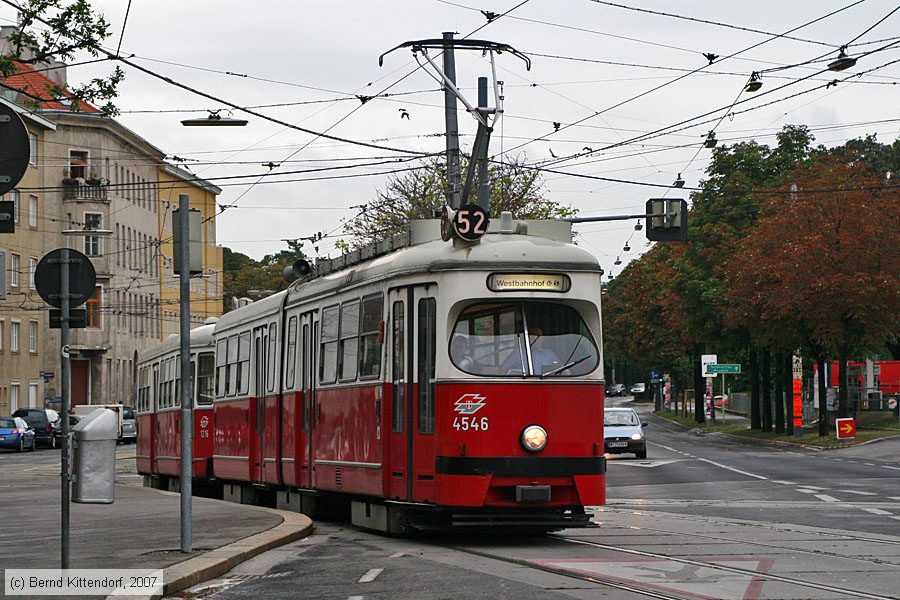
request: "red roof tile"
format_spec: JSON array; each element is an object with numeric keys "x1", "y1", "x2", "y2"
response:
[{"x1": 2, "y1": 61, "x2": 100, "y2": 113}]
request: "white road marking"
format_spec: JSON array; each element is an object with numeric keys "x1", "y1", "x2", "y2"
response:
[
  {"x1": 889, "y1": 497, "x2": 900, "y2": 501},
  {"x1": 358, "y1": 568, "x2": 383, "y2": 583},
  {"x1": 696, "y1": 458, "x2": 768, "y2": 480},
  {"x1": 864, "y1": 463, "x2": 876, "y2": 466},
  {"x1": 891, "y1": 516, "x2": 900, "y2": 521},
  {"x1": 348, "y1": 596, "x2": 364, "y2": 600},
  {"x1": 798, "y1": 485, "x2": 828, "y2": 490},
  {"x1": 796, "y1": 489, "x2": 819, "y2": 494},
  {"x1": 882, "y1": 466, "x2": 900, "y2": 471},
  {"x1": 772, "y1": 480, "x2": 796, "y2": 485},
  {"x1": 860, "y1": 508, "x2": 891, "y2": 515},
  {"x1": 389, "y1": 552, "x2": 405, "y2": 558},
  {"x1": 814, "y1": 494, "x2": 840, "y2": 503},
  {"x1": 838, "y1": 490, "x2": 877, "y2": 496}
]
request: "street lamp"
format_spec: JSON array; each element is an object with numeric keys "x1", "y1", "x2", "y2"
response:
[
  {"x1": 175, "y1": 114, "x2": 247, "y2": 554},
  {"x1": 744, "y1": 72, "x2": 763, "y2": 93},
  {"x1": 827, "y1": 48, "x2": 857, "y2": 72}
]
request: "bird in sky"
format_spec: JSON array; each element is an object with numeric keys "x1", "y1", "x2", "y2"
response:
[
  {"x1": 553, "y1": 122, "x2": 561, "y2": 131},
  {"x1": 703, "y1": 53, "x2": 719, "y2": 64},
  {"x1": 549, "y1": 149, "x2": 558, "y2": 158},
  {"x1": 583, "y1": 146, "x2": 594, "y2": 153},
  {"x1": 481, "y1": 10, "x2": 499, "y2": 21},
  {"x1": 399, "y1": 108, "x2": 410, "y2": 120}
]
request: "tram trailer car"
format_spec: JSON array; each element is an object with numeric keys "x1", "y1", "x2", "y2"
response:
[
  {"x1": 136, "y1": 321, "x2": 217, "y2": 490},
  {"x1": 211, "y1": 218, "x2": 607, "y2": 533}
]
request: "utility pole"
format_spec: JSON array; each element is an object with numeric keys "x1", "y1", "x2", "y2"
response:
[
  {"x1": 60, "y1": 249, "x2": 70, "y2": 568},
  {"x1": 177, "y1": 194, "x2": 193, "y2": 553},
  {"x1": 442, "y1": 32, "x2": 461, "y2": 210}
]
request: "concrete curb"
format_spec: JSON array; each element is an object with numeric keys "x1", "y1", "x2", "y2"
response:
[{"x1": 108, "y1": 493, "x2": 313, "y2": 600}]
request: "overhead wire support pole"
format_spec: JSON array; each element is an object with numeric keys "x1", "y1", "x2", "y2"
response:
[
  {"x1": 442, "y1": 32, "x2": 462, "y2": 210},
  {"x1": 178, "y1": 194, "x2": 193, "y2": 553},
  {"x1": 60, "y1": 248, "x2": 70, "y2": 569}
]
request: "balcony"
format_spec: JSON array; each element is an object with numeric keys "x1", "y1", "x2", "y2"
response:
[{"x1": 62, "y1": 178, "x2": 109, "y2": 202}]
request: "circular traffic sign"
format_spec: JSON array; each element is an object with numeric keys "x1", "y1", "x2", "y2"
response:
[
  {"x1": 889, "y1": 398, "x2": 898, "y2": 410},
  {"x1": 35, "y1": 248, "x2": 97, "y2": 308},
  {"x1": 452, "y1": 204, "x2": 489, "y2": 241},
  {"x1": 0, "y1": 102, "x2": 30, "y2": 196}
]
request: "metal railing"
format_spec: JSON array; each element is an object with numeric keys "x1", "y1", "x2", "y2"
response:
[{"x1": 62, "y1": 180, "x2": 108, "y2": 202}]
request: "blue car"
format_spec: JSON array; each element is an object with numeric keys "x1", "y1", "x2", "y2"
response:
[{"x1": 0, "y1": 417, "x2": 36, "y2": 452}]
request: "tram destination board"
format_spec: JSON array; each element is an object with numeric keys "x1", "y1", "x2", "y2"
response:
[{"x1": 707, "y1": 363, "x2": 741, "y2": 374}]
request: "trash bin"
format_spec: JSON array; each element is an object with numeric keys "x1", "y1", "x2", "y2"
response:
[{"x1": 71, "y1": 408, "x2": 117, "y2": 504}]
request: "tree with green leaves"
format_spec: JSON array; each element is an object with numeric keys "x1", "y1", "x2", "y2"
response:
[
  {"x1": 342, "y1": 156, "x2": 576, "y2": 247},
  {"x1": 1, "y1": 0, "x2": 123, "y2": 114},
  {"x1": 222, "y1": 241, "x2": 309, "y2": 312}
]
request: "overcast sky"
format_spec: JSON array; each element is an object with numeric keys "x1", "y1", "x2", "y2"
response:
[{"x1": 4, "y1": 1, "x2": 898, "y2": 274}]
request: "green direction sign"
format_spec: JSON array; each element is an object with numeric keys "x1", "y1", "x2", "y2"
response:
[{"x1": 707, "y1": 363, "x2": 741, "y2": 374}]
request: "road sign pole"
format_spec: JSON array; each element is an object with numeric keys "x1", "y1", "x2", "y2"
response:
[
  {"x1": 60, "y1": 248, "x2": 70, "y2": 569},
  {"x1": 178, "y1": 194, "x2": 193, "y2": 553}
]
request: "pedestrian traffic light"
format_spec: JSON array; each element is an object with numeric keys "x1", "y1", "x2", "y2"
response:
[{"x1": 645, "y1": 198, "x2": 688, "y2": 242}]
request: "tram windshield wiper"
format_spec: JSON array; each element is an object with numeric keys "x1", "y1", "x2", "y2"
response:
[{"x1": 540, "y1": 355, "x2": 590, "y2": 378}]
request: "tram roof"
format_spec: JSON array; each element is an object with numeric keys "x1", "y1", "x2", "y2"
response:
[
  {"x1": 214, "y1": 219, "x2": 601, "y2": 330},
  {"x1": 137, "y1": 323, "x2": 216, "y2": 363}
]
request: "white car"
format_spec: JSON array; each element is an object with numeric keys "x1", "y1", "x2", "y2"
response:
[{"x1": 629, "y1": 382, "x2": 646, "y2": 396}]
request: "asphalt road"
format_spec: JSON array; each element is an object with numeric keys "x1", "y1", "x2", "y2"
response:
[{"x1": 175, "y1": 398, "x2": 900, "y2": 600}]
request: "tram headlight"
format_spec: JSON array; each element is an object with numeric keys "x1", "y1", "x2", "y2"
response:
[{"x1": 521, "y1": 425, "x2": 548, "y2": 452}]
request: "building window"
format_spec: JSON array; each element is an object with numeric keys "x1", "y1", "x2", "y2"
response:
[
  {"x1": 0, "y1": 318, "x2": 5, "y2": 351},
  {"x1": 68, "y1": 150, "x2": 89, "y2": 179},
  {"x1": 28, "y1": 195, "x2": 37, "y2": 227},
  {"x1": 10, "y1": 253, "x2": 19, "y2": 288},
  {"x1": 10, "y1": 383, "x2": 19, "y2": 413},
  {"x1": 28, "y1": 133, "x2": 37, "y2": 165},
  {"x1": 11, "y1": 190, "x2": 19, "y2": 223},
  {"x1": 11, "y1": 319, "x2": 20, "y2": 352},
  {"x1": 86, "y1": 286, "x2": 102, "y2": 329},
  {"x1": 29, "y1": 258, "x2": 36, "y2": 290},
  {"x1": 29, "y1": 382, "x2": 38, "y2": 408},
  {"x1": 84, "y1": 213, "x2": 102, "y2": 256},
  {"x1": 29, "y1": 320, "x2": 37, "y2": 353}
]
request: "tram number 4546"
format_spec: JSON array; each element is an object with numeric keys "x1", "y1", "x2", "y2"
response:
[{"x1": 453, "y1": 416, "x2": 489, "y2": 431}]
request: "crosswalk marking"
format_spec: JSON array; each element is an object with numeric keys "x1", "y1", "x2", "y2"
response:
[
  {"x1": 860, "y1": 508, "x2": 891, "y2": 515},
  {"x1": 814, "y1": 494, "x2": 840, "y2": 503}
]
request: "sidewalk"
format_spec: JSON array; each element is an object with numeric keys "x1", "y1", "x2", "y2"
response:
[{"x1": 0, "y1": 469, "x2": 313, "y2": 599}]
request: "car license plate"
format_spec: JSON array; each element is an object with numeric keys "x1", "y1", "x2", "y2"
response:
[{"x1": 608, "y1": 441, "x2": 628, "y2": 448}]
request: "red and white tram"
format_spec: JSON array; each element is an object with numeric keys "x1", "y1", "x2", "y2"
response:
[
  {"x1": 142, "y1": 217, "x2": 607, "y2": 532},
  {"x1": 136, "y1": 321, "x2": 217, "y2": 487}
]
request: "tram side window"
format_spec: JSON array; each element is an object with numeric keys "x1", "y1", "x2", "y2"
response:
[
  {"x1": 226, "y1": 335, "x2": 238, "y2": 396},
  {"x1": 320, "y1": 305, "x2": 339, "y2": 384},
  {"x1": 359, "y1": 294, "x2": 383, "y2": 380},
  {"x1": 285, "y1": 317, "x2": 298, "y2": 389},
  {"x1": 391, "y1": 301, "x2": 404, "y2": 433},
  {"x1": 216, "y1": 339, "x2": 227, "y2": 398},
  {"x1": 339, "y1": 300, "x2": 360, "y2": 381},
  {"x1": 198, "y1": 353, "x2": 214, "y2": 405},
  {"x1": 418, "y1": 297, "x2": 436, "y2": 434},
  {"x1": 237, "y1": 331, "x2": 251, "y2": 394},
  {"x1": 267, "y1": 322, "x2": 277, "y2": 392}
]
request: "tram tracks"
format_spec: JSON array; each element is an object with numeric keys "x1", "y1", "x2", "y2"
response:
[
  {"x1": 438, "y1": 529, "x2": 900, "y2": 600},
  {"x1": 554, "y1": 534, "x2": 899, "y2": 600}
]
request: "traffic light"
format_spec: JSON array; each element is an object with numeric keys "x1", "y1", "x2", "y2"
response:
[{"x1": 645, "y1": 198, "x2": 687, "y2": 242}]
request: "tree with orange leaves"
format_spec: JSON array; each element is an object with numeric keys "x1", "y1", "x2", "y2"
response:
[{"x1": 724, "y1": 156, "x2": 900, "y2": 434}]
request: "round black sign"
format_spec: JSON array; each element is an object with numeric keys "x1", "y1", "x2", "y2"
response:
[
  {"x1": 0, "y1": 102, "x2": 30, "y2": 197},
  {"x1": 35, "y1": 249, "x2": 97, "y2": 309},
  {"x1": 452, "y1": 204, "x2": 489, "y2": 241}
]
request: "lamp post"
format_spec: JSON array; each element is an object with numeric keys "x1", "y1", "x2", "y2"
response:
[{"x1": 178, "y1": 114, "x2": 246, "y2": 553}]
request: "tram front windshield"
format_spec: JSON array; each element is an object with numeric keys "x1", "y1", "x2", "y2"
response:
[{"x1": 450, "y1": 302, "x2": 599, "y2": 377}]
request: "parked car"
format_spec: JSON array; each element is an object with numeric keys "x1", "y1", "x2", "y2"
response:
[
  {"x1": 12, "y1": 408, "x2": 61, "y2": 449},
  {"x1": 603, "y1": 407, "x2": 647, "y2": 459},
  {"x1": 0, "y1": 417, "x2": 36, "y2": 452},
  {"x1": 630, "y1": 382, "x2": 646, "y2": 398},
  {"x1": 121, "y1": 406, "x2": 136, "y2": 443},
  {"x1": 607, "y1": 383, "x2": 626, "y2": 397}
]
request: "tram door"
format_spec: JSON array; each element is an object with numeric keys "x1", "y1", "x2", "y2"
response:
[
  {"x1": 298, "y1": 312, "x2": 318, "y2": 489},
  {"x1": 252, "y1": 326, "x2": 268, "y2": 481},
  {"x1": 387, "y1": 285, "x2": 437, "y2": 502}
]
